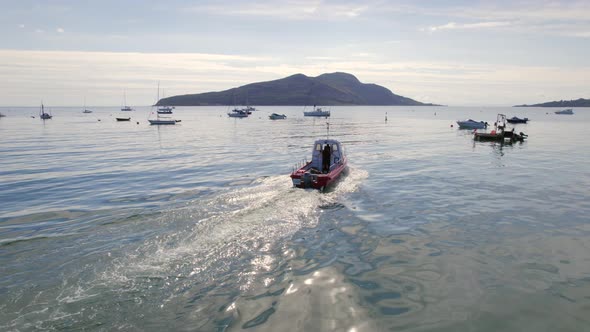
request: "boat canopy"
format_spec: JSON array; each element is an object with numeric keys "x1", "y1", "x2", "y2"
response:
[{"x1": 309, "y1": 139, "x2": 345, "y2": 172}]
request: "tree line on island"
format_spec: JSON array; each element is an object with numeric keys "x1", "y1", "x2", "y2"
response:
[{"x1": 156, "y1": 72, "x2": 439, "y2": 106}]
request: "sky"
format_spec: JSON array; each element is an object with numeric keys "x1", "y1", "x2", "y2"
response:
[{"x1": 0, "y1": 0, "x2": 589, "y2": 106}]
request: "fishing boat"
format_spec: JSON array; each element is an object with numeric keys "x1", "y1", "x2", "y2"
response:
[
  {"x1": 121, "y1": 91, "x2": 133, "y2": 111},
  {"x1": 39, "y1": 104, "x2": 52, "y2": 119},
  {"x1": 555, "y1": 109, "x2": 574, "y2": 115},
  {"x1": 290, "y1": 138, "x2": 347, "y2": 191},
  {"x1": 456, "y1": 119, "x2": 488, "y2": 129},
  {"x1": 228, "y1": 109, "x2": 249, "y2": 118},
  {"x1": 116, "y1": 117, "x2": 131, "y2": 121},
  {"x1": 269, "y1": 113, "x2": 287, "y2": 120},
  {"x1": 304, "y1": 105, "x2": 330, "y2": 117},
  {"x1": 474, "y1": 114, "x2": 527, "y2": 143},
  {"x1": 506, "y1": 116, "x2": 528, "y2": 124}
]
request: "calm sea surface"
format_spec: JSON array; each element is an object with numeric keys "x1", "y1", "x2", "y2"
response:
[{"x1": 1, "y1": 106, "x2": 589, "y2": 331}]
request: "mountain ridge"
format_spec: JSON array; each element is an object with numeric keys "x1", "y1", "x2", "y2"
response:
[
  {"x1": 157, "y1": 72, "x2": 438, "y2": 106},
  {"x1": 514, "y1": 98, "x2": 590, "y2": 107}
]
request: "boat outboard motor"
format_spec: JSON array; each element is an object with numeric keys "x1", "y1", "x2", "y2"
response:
[{"x1": 303, "y1": 172, "x2": 313, "y2": 188}]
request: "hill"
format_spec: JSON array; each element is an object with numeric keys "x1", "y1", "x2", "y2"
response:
[
  {"x1": 514, "y1": 98, "x2": 590, "y2": 107},
  {"x1": 157, "y1": 72, "x2": 437, "y2": 106}
]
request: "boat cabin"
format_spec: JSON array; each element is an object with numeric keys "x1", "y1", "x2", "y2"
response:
[{"x1": 308, "y1": 139, "x2": 345, "y2": 174}]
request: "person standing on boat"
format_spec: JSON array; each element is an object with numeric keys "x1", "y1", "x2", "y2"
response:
[{"x1": 322, "y1": 144, "x2": 331, "y2": 173}]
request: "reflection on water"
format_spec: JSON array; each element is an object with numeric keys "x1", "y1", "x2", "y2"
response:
[{"x1": 1, "y1": 106, "x2": 590, "y2": 331}]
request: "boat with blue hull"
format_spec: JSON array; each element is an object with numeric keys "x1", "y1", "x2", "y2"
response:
[
  {"x1": 507, "y1": 116, "x2": 528, "y2": 124},
  {"x1": 457, "y1": 119, "x2": 488, "y2": 129},
  {"x1": 269, "y1": 113, "x2": 287, "y2": 120}
]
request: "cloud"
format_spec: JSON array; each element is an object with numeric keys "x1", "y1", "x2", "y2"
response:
[
  {"x1": 392, "y1": 1, "x2": 590, "y2": 38},
  {"x1": 424, "y1": 21, "x2": 511, "y2": 32},
  {"x1": 18, "y1": 24, "x2": 25, "y2": 28},
  {"x1": 1, "y1": 50, "x2": 588, "y2": 106},
  {"x1": 187, "y1": 1, "x2": 367, "y2": 20},
  {"x1": 305, "y1": 56, "x2": 340, "y2": 61},
  {"x1": 35, "y1": 29, "x2": 44, "y2": 33},
  {"x1": 56, "y1": 27, "x2": 65, "y2": 33}
]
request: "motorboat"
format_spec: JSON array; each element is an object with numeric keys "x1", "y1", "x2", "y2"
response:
[
  {"x1": 555, "y1": 109, "x2": 574, "y2": 115},
  {"x1": 506, "y1": 116, "x2": 528, "y2": 124},
  {"x1": 456, "y1": 119, "x2": 487, "y2": 129},
  {"x1": 116, "y1": 117, "x2": 131, "y2": 121},
  {"x1": 269, "y1": 113, "x2": 287, "y2": 120},
  {"x1": 39, "y1": 104, "x2": 52, "y2": 119},
  {"x1": 155, "y1": 83, "x2": 174, "y2": 114},
  {"x1": 157, "y1": 106, "x2": 174, "y2": 114},
  {"x1": 304, "y1": 106, "x2": 330, "y2": 117},
  {"x1": 474, "y1": 114, "x2": 527, "y2": 143},
  {"x1": 0, "y1": 112, "x2": 6, "y2": 117},
  {"x1": 83, "y1": 109, "x2": 93, "y2": 113},
  {"x1": 290, "y1": 139, "x2": 347, "y2": 191},
  {"x1": 228, "y1": 109, "x2": 249, "y2": 118}
]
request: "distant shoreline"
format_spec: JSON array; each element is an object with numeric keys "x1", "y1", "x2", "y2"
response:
[{"x1": 514, "y1": 98, "x2": 590, "y2": 107}]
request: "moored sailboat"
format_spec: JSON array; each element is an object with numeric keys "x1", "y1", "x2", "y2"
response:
[
  {"x1": 121, "y1": 91, "x2": 133, "y2": 111},
  {"x1": 40, "y1": 104, "x2": 52, "y2": 119}
]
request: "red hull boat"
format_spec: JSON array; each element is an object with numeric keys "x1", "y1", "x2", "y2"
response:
[{"x1": 290, "y1": 139, "x2": 347, "y2": 191}]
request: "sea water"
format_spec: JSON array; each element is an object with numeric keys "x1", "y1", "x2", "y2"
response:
[{"x1": 1, "y1": 106, "x2": 589, "y2": 331}]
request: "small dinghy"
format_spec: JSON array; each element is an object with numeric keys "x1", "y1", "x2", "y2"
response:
[
  {"x1": 457, "y1": 119, "x2": 487, "y2": 129},
  {"x1": 116, "y1": 117, "x2": 131, "y2": 121},
  {"x1": 506, "y1": 116, "x2": 528, "y2": 124},
  {"x1": 269, "y1": 113, "x2": 287, "y2": 120},
  {"x1": 290, "y1": 138, "x2": 347, "y2": 191}
]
